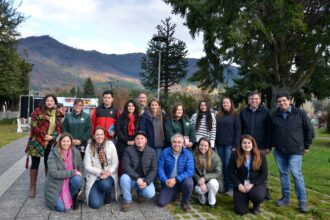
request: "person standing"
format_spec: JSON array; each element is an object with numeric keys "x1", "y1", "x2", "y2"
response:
[
  {"x1": 165, "y1": 104, "x2": 196, "y2": 149},
  {"x1": 240, "y1": 91, "x2": 272, "y2": 199},
  {"x1": 137, "y1": 92, "x2": 148, "y2": 115},
  {"x1": 84, "y1": 127, "x2": 119, "y2": 209},
  {"x1": 44, "y1": 133, "x2": 84, "y2": 212},
  {"x1": 215, "y1": 97, "x2": 241, "y2": 196},
  {"x1": 26, "y1": 94, "x2": 62, "y2": 198},
  {"x1": 91, "y1": 90, "x2": 120, "y2": 140},
  {"x1": 228, "y1": 135, "x2": 268, "y2": 215},
  {"x1": 193, "y1": 137, "x2": 223, "y2": 208},
  {"x1": 157, "y1": 133, "x2": 194, "y2": 212},
  {"x1": 62, "y1": 99, "x2": 92, "y2": 159},
  {"x1": 271, "y1": 92, "x2": 314, "y2": 212},
  {"x1": 190, "y1": 100, "x2": 216, "y2": 149},
  {"x1": 139, "y1": 98, "x2": 166, "y2": 159},
  {"x1": 120, "y1": 131, "x2": 157, "y2": 212},
  {"x1": 116, "y1": 99, "x2": 140, "y2": 175}
]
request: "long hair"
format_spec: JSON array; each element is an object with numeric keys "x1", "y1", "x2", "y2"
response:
[
  {"x1": 236, "y1": 134, "x2": 262, "y2": 170},
  {"x1": 148, "y1": 98, "x2": 162, "y2": 119},
  {"x1": 216, "y1": 97, "x2": 236, "y2": 119},
  {"x1": 196, "y1": 100, "x2": 213, "y2": 131},
  {"x1": 56, "y1": 133, "x2": 73, "y2": 160},
  {"x1": 90, "y1": 126, "x2": 107, "y2": 156},
  {"x1": 40, "y1": 94, "x2": 58, "y2": 113},
  {"x1": 195, "y1": 137, "x2": 213, "y2": 172},
  {"x1": 171, "y1": 103, "x2": 185, "y2": 119},
  {"x1": 121, "y1": 99, "x2": 140, "y2": 120}
]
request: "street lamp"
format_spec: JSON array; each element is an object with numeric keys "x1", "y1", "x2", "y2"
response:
[{"x1": 152, "y1": 34, "x2": 166, "y2": 100}]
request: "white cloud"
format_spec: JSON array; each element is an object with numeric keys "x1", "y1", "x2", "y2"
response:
[{"x1": 16, "y1": 0, "x2": 205, "y2": 58}]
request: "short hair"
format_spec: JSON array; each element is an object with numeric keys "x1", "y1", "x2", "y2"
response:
[
  {"x1": 73, "y1": 98, "x2": 83, "y2": 106},
  {"x1": 171, "y1": 133, "x2": 184, "y2": 143},
  {"x1": 138, "y1": 91, "x2": 147, "y2": 97},
  {"x1": 57, "y1": 103, "x2": 64, "y2": 108},
  {"x1": 103, "y1": 90, "x2": 114, "y2": 97},
  {"x1": 276, "y1": 91, "x2": 290, "y2": 101},
  {"x1": 248, "y1": 90, "x2": 261, "y2": 98}
]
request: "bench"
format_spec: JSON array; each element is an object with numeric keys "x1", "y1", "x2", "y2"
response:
[{"x1": 17, "y1": 118, "x2": 30, "y2": 133}]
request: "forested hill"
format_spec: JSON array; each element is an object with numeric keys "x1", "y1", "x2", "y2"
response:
[
  {"x1": 16, "y1": 35, "x2": 237, "y2": 91},
  {"x1": 16, "y1": 35, "x2": 200, "y2": 91}
]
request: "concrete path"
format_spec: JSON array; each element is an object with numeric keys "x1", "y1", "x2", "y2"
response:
[{"x1": 0, "y1": 137, "x2": 173, "y2": 220}]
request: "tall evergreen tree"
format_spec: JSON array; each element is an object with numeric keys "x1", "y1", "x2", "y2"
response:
[
  {"x1": 165, "y1": 0, "x2": 330, "y2": 107},
  {"x1": 140, "y1": 17, "x2": 188, "y2": 95},
  {"x1": 82, "y1": 77, "x2": 96, "y2": 98},
  {"x1": 0, "y1": 0, "x2": 32, "y2": 110}
]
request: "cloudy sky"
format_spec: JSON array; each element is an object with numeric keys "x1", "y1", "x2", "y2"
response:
[{"x1": 15, "y1": 0, "x2": 205, "y2": 58}]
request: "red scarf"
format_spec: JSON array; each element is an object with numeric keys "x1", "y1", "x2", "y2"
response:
[{"x1": 127, "y1": 114, "x2": 135, "y2": 136}]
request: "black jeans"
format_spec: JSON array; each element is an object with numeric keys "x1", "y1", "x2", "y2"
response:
[{"x1": 233, "y1": 185, "x2": 266, "y2": 215}]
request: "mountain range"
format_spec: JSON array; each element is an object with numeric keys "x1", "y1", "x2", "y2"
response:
[
  {"x1": 16, "y1": 35, "x2": 238, "y2": 92},
  {"x1": 16, "y1": 35, "x2": 200, "y2": 91}
]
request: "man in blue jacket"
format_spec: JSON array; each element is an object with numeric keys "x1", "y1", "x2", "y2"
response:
[
  {"x1": 272, "y1": 92, "x2": 314, "y2": 212},
  {"x1": 157, "y1": 133, "x2": 194, "y2": 212}
]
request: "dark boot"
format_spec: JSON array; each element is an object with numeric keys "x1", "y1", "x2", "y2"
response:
[
  {"x1": 72, "y1": 191, "x2": 80, "y2": 210},
  {"x1": 104, "y1": 192, "x2": 112, "y2": 204},
  {"x1": 29, "y1": 169, "x2": 38, "y2": 198},
  {"x1": 265, "y1": 188, "x2": 272, "y2": 200},
  {"x1": 44, "y1": 168, "x2": 48, "y2": 176}
]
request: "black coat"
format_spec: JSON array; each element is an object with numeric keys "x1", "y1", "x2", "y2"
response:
[
  {"x1": 115, "y1": 114, "x2": 140, "y2": 159},
  {"x1": 228, "y1": 151, "x2": 268, "y2": 189},
  {"x1": 240, "y1": 106, "x2": 272, "y2": 149},
  {"x1": 271, "y1": 106, "x2": 314, "y2": 155},
  {"x1": 122, "y1": 145, "x2": 157, "y2": 185}
]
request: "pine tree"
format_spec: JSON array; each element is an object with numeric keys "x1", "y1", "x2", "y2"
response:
[
  {"x1": 82, "y1": 77, "x2": 96, "y2": 98},
  {"x1": 140, "y1": 17, "x2": 188, "y2": 95}
]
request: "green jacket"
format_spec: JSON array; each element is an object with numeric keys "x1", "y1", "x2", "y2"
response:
[
  {"x1": 193, "y1": 150, "x2": 224, "y2": 192},
  {"x1": 62, "y1": 111, "x2": 92, "y2": 146},
  {"x1": 44, "y1": 147, "x2": 84, "y2": 210},
  {"x1": 165, "y1": 116, "x2": 196, "y2": 146}
]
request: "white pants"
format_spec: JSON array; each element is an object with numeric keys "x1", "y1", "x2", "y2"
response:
[{"x1": 195, "y1": 179, "x2": 219, "y2": 205}]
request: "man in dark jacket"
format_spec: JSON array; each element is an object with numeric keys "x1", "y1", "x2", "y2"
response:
[
  {"x1": 120, "y1": 131, "x2": 157, "y2": 212},
  {"x1": 240, "y1": 90, "x2": 272, "y2": 199},
  {"x1": 272, "y1": 92, "x2": 314, "y2": 212},
  {"x1": 157, "y1": 133, "x2": 194, "y2": 212}
]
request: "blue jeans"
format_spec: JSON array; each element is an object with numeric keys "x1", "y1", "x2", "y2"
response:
[
  {"x1": 274, "y1": 150, "x2": 307, "y2": 202},
  {"x1": 88, "y1": 176, "x2": 114, "y2": 209},
  {"x1": 120, "y1": 174, "x2": 155, "y2": 202},
  {"x1": 216, "y1": 145, "x2": 233, "y2": 191},
  {"x1": 55, "y1": 175, "x2": 82, "y2": 212}
]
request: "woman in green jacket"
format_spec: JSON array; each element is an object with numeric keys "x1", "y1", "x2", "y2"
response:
[
  {"x1": 44, "y1": 133, "x2": 84, "y2": 212},
  {"x1": 165, "y1": 103, "x2": 196, "y2": 149},
  {"x1": 194, "y1": 137, "x2": 224, "y2": 207},
  {"x1": 62, "y1": 98, "x2": 92, "y2": 159}
]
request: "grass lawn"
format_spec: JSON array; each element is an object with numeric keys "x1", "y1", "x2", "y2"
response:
[
  {"x1": 0, "y1": 119, "x2": 28, "y2": 147},
  {"x1": 168, "y1": 128, "x2": 330, "y2": 219}
]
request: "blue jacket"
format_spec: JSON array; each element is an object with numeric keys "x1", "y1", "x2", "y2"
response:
[{"x1": 158, "y1": 147, "x2": 194, "y2": 184}]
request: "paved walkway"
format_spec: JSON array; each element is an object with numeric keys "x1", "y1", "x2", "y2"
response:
[{"x1": 0, "y1": 137, "x2": 172, "y2": 220}]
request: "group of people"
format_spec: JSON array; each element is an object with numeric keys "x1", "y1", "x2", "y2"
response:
[{"x1": 25, "y1": 89, "x2": 314, "y2": 215}]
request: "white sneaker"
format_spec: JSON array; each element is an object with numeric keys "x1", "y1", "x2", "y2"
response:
[
  {"x1": 225, "y1": 189, "x2": 233, "y2": 197},
  {"x1": 198, "y1": 194, "x2": 207, "y2": 204}
]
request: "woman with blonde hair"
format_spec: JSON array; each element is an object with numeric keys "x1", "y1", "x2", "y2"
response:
[
  {"x1": 193, "y1": 137, "x2": 223, "y2": 208},
  {"x1": 84, "y1": 126, "x2": 119, "y2": 209},
  {"x1": 44, "y1": 133, "x2": 84, "y2": 212},
  {"x1": 139, "y1": 98, "x2": 166, "y2": 158},
  {"x1": 228, "y1": 134, "x2": 268, "y2": 215}
]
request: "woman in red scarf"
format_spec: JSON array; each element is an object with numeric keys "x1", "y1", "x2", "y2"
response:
[{"x1": 116, "y1": 99, "x2": 140, "y2": 175}]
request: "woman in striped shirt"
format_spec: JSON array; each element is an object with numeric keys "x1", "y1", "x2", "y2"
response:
[{"x1": 190, "y1": 100, "x2": 216, "y2": 149}]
